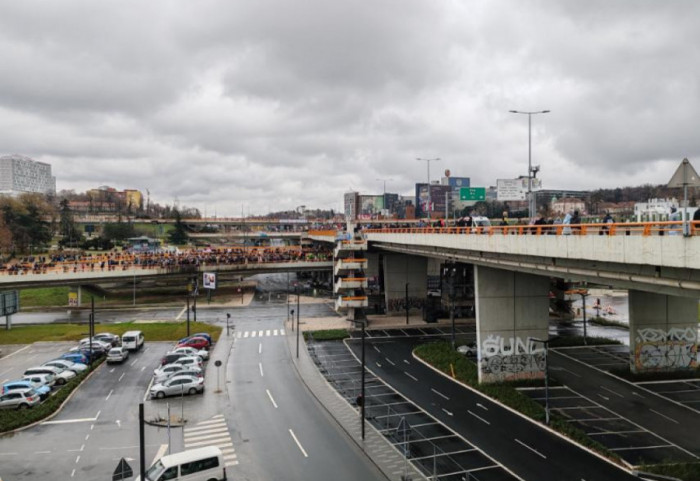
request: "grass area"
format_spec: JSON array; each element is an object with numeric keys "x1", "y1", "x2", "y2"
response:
[
  {"x1": 304, "y1": 329, "x2": 349, "y2": 341},
  {"x1": 20, "y1": 287, "x2": 71, "y2": 308},
  {"x1": 589, "y1": 316, "x2": 629, "y2": 329},
  {"x1": 0, "y1": 322, "x2": 222, "y2": 345},
  {"x1": 0, "y1": 358, "x2": 105, "y2": 433},
  {"x1": 640, "y1": 462, "x2": 700, "y2": 481},
  {"x1": 414, "y1": 341, "x2": 621, "y2": 465}
]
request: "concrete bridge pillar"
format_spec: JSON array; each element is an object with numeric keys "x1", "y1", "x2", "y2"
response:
[
  {"x1": 475, "y1": 266, "x2": 550, "y2": 383},
  {"x1": 382, "y1": 254, "x2": 427, "y2": 314},
  {"x1": 629, "y1": 290, "x2": 698, "y2": 373}
]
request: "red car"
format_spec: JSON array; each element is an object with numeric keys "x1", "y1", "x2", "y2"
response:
[{"x1": 177, "y1": 336, "x2": 210, "y2": 350}]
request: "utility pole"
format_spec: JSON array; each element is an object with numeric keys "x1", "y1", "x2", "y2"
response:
[{"x1": 296, "y1": 285, "x2": 300, "y2": 359}]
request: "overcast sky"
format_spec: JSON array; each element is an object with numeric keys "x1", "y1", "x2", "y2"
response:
[{"x1": 2, "y1": 1, "x2": 699, "y2": 216}]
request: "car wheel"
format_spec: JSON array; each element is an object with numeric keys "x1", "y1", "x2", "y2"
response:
[
  {"x1": 17, "y1": 403, "x2": 29, "y2": 410},
  {"x1": 156, "y1": 391, "x2": 165, "y2": 399},
  {"x1": 57, "y1": 378, "x2": 66, "y2": 385},
  {"x1": 188, "y1": 388, "x2": 198, "y2": 395}
]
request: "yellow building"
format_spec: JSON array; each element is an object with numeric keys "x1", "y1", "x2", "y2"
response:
[{"x1": 124, "y1": 189, "x2": 143, "y2": 211}]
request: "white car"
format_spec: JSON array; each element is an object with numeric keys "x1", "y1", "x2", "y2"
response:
[
  {"x1": 107, "y1": 347, "x2": 130, "y2": 364},
  {"x1": 22, "y1": 373, "x2": 56, "y2": 389},
  {"x1": 153, "y1": 364, "x2": 187, "y2": 383},
  {"x1": 24, "y1": 366, "x2": 76, "y2": 385},
  {"x1": 172, "y1": 356, "x2": 203, "y2": 370},
  {"x1": 150, "y1": 375, "x2": 204, "y2": 399},
  {"x1": 171, "y1": 346, "x2": 209, "y2": 361},
  {"x1": 457, "y1": 343, "x2": 478, "y2": 357},
  {"x1": 43, "y1": 359, "x2": 87, "y2": 374},
  {"x1": 79, "y1": 338, "x2": 112, "y2": 353}
]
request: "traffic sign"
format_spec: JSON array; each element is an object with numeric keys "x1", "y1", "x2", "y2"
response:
[
  {"x1": 459, "y1": 187, "x2": 485, "y2": 201},
  {"x1": 112, "y1": 457, "x2": 133, "y2": 481},
  {"x1": 0, "y1": 291, "x2": 19, "y2": 317}
]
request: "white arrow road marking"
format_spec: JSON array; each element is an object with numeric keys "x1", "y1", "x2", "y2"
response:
[
  {"x1": 442, "y1": 408, "x2": 453, "y2": 416},
  {"x1": 376, "y1": 362, "x2": 382, "y2": 368}
]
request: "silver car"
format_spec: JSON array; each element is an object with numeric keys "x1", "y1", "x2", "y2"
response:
[
  {"x1": 153, "y1": 364, "x2": 186, "y2": 383},
  {"x1": 107, "y1": 347, "x2": 130, "y2": 364},
  {"x1": 24, "y1": 366, "x2": 76, "y2": 385},
  {"x1": 43, "y1": 359, "x2": 87, "y2": 373},
  {"x1": 0, "y1": 389, "x2": 41, "y2": 409},
  {"x1": 150, "y1": 375, "x2": 204, "y2": 399}
]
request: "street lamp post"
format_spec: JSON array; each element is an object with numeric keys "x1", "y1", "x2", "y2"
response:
[
  {"x1": 508, "y1": 110, "x2": 550, "y2": 220},
  {"x1": 417, "y1": 157, "x2": 440, "y2": 219},
  {"x1": 348, "y1": 310, "x2": 367, "y2": 440},
  {"x1": 530, "y1": 337, "x2": 552, "y2": 425}
]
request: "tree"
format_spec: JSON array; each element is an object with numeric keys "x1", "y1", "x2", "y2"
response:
[
  {"x1": 102, "y1": 216, "x2": 136, "y2": 242},
  {"x1": 0, "y1": 194, "x2": 52, "y2": 255},
  {"x1": 168, "y1": 210, "x2": 189, "y2": 245},
  {"x1": 58, "y1": 199, "x2": 80, "y2": 247}
]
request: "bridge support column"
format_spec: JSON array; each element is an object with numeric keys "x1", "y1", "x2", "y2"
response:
[
  {"x1": 382, "y1": 254, "x2": 427, "y2": 314},
  {"x1": 629, "y1": 290, "x2": 698, "y2": 373},
  {"x1": 475, "y1": 266, "x2": 549, "y2": 383}
]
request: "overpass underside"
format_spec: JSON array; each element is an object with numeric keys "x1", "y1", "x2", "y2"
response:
[{"x1": 371, "y1": 235, "x2": 700, "y2": 382}]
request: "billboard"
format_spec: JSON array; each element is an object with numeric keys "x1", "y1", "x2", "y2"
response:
[
  {"x1": 0, "y1": 290, "x2": 19, "y2": 316},
  {"x1": 359, "y1": 195, "x2": 384, "y2": 217},
  {"x1": 497, "y1": 178, "x2": 542, "y2": 201},
  {"x1": 203, "y1": 272, "x2": 217, "y2": 290}
]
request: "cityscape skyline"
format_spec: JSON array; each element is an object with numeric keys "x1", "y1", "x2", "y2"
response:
[{"x1": 1, "y1": 2, "x2": 699, "y2": 216}]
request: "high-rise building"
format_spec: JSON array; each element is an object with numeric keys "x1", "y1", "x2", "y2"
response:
[{"x1": 0, "y1": 154, "x2": 56, "y2": 196}]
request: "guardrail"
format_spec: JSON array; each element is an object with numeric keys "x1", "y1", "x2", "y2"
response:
[{"x1": 364, "y1": 220, "x2": 700, "y2": 237}]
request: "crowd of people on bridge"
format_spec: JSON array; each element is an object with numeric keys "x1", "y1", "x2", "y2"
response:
[{"x1": 1, "y1": 245, "x2": 334, "y2": 276}]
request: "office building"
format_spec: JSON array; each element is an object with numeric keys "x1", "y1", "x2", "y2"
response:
[{"x1": 0, "y1": 154, "x2": 56, "y2": 196}]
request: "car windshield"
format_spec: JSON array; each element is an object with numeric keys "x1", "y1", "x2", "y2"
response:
[{"x1": 144, "y1": 460, "x2": 165, "y2": 481}]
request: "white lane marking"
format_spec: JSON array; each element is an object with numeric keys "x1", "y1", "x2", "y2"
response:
[
  {"x1": 258, "y1": 330, "x2": 263, "y2": 337},
  {"x1": 42, "y1": 417, "x2": 97, "y2": 425},
  {"x1": 468, "y1": 410, "x2": 490, "y2": 425},
  {"x1": 442, "y1": 408, "x2": 453, "y2": 416},
  {"x1": 259, "y1": 343, "x2": 262, "y2": 355},
  {"x1": 273, "y1": 329, "x2": 279, "y2": 336},
  {"x1": 185, "y1": 426, "x2": 229, "y2": 436},
  {"x1": 376, "y1": 361, "x2": 382, "y2": 368},
  {"x1": 403, "y1": 359, "x2": 410, "y2": 365},
  {"x1": 237, "y1": 332, "x2": 242, "y2": 339},
  {"x1": 266, "y1": 389, "x2": 278, "y2": 408},
  {"x1": 514, "y1": 438, "x2": 546, "y2": 459},
  {"x1": 85, "y1": 435, "x2": 89, "y2": 441},
  {"x1": 176, "y1": 305, "x2": 187, "y2": 320},
  {"x1": 431, "y1": 388, "x2": 449, "y2": 401},
  {"x1": 140, "y1": 366, "x2": 145, "y2": 372},
  {"x1": 152, "y1": 444, "x2": 168, "y2": 467},
  {"x1": 105, "y1": 390, "x2": 113, "y2": 401},
  {"x1": 34, "y1": 450, "x2": 51, "y2": 454},
  {"x1": 649, "y1": 408, "x2": 679, "y2": 425},
  {"x1": 71, "y1": 469, "x2": 76, "y2": 477},
  {"x1": 385, "y1": 358, "x2": 395, "y2": 366},
  {"x1": 280, "y1": 329, "x2": 285, "y2": 335},
  {"x1": 1, "y1": 345, "x2": 31, "y2": 360},
  {"x1": 289, "y1": 429, "x2": 308, "y2": 457},
  {"x1": 600, "y1": 385, "x2": 624, "y2": 398},
  {"x1": 373, "y1": 346, "x2": 381, "y2": 353},
  {"x1": 143, "y1": 377, "x2": 154, "y2": 402},
  {"x1": 251, "y1": 331, "x2": 257, "y2": 338},
  {"x1": 597, "y1": 393, "x2": 610, "y2": 401},
  {"x1": 130, "y1": 360, "x2": 137, "y2": 367},
  {"x1": 243, "y1": 332, "x2": 249, "y2": 338},
  {"x1": 476, "y1": 403, "x2": 489, "y2": 411},
  {"x1": 632, "y1": 391, "x2": 646, "y2": 399},
  {"x1": 118, "y1": 373, "x2": 125, "y2": 382},
  {"x1": 90, "y1": 424, "x2": 94, "y2": 431},
  {"x1": 116, "y1": 420, "x2": 121, "y2": 428},
  {"x1": 80, "y1": 444, "x2": 85, "y2": 452},
  {"x1": 109, "y1": 368, "x2": 115, "y2": 373},
  {"x1": 259, "y1": 363, "x2": 264, "y2": 377},
  {"x1": 404, "y1": 371, "x2": 418, "y2": 381},
  {"x1": 266, "y1": 330, "x2": 271, "y2": 336},
  {"x1": 75, "y1": 455, "x2": 80, "y2": 464},
  {"x1": 95, "y1": 410, "x2": 101, "y2": 420}
]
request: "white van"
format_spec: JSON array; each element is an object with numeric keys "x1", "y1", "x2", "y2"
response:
[
  {"x1": 121, "y1": 330, "x2": 144, "y2": 351},
  {"x1": 136, "y1": 446, "x2": 226, "y2": 481}
]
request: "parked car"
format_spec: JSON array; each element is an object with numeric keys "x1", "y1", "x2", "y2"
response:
[
  {"x1": 21, "y1": 373, "x2": 56, "y2": 392},
  {"x1": 172, "y1": 356, "x2": 203, "y2": 369},
  {"x1": 160, "y1": 352, "x2": 188, "y2": 367},
  {"x1": 107, "y1": 347, "x2": 130, "y2": 364},
  {"x1": 150, "y1": 375, "x2": 205, "y2": 399},
  {"x1": 0, "y1": 389, "x2": 41, "y2": 409},
  {"x1": 60, "y1": 352, "x2": 90, "y2": 365},
  {"x1": 176, "y1": 336, "x2": 210, "y2": 351},
  {"x1": 79, "y1": 339, "x2": 112, "y2": 353},
  {"x1": 68, "y1": 346, "x2": 103, "y2": 362},
  {"x1": 24, "y1": 365, "x2": 76, "y2": 385},
  {"x1": 457, "y1": 342, "x2": 478, "y2": 357},
  {"x1": 178, "y1": 332, "x2": 213, "y2": 345},
  {"x1": 93, "y1": 332, "x2": 120, "y2": 346},
  {"x1": 153, "y1": 364, "x2": 187, "y2": 383},
  {"x1": 171, "y1": 346, "x2": 209, "y2": 361},
  {"x1": 3, "y1": 380, "x2": 51, "y2": 400},
  {"x1": 174, "y1": 367, "x2": 204, "y2": 380},
  {"x1": 43, "y1": 359, "x2": 87, "y2": 373},
  {"x1": 122, "y1": 330, "x2": 144, "y2": 351}
]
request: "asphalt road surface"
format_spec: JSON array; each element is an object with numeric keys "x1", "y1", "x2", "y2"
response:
[{"x1": 347, "y1": 337, "x2": 638, "y2": 481}]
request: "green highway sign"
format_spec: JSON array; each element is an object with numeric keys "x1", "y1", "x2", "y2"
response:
[{"x1": 459, "y1": 187, "x2": 486, "y2": 201}]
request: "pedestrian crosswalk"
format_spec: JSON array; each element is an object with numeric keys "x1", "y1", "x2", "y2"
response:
[
  {"x1": 183, "y1": 415, "x2": 238, "y2": 467},
  {"x1": 236, "y1": 329, "x2": 285, "y2": 339}
]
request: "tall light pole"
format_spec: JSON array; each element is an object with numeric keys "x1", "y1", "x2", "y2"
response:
[
  {"x1": 417, "y1": 157, "x2": 440, "y2": 219},
  {"x1": 509, "y1": 110, "x2": 550, "y2": 220}
]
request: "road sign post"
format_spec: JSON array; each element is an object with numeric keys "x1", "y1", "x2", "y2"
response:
[
  {"x1": 215, "y1": 360, "x2": 222, "y2": 393},
  {"x1": 112, "y1": 457, "x2": 133, "y2": 481},
  {"x1": 1, "y1": 291, "x2": 19, "y2": 331}
]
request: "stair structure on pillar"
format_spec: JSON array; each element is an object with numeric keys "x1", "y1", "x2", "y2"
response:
[{"x1": 334, "y1": 236, "x2": 368, "y2": 319}]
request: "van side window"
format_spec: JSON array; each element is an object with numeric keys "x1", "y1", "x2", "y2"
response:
[
  {"x1": 159, "y1": 466, "x2": 178, "y2": 480},
  {"x1": 181, "y1": 456, "x2": 219, "y2": 475}
]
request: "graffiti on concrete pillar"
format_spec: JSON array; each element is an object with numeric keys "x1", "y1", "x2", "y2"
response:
[
  {"x1": 387, "y1": 297, "x2": 424, "y2": 312},
  {"x1": 480, "y1": 334, "x2": 545, "y2": 380},
  {"x1": 634, "y1": 327, "x2": 698, "y2": 370}
]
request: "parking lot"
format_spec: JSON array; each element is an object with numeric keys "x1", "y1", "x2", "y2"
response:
[{"x1": 636, "y1": 379, "x2": 700, "y2": 412}]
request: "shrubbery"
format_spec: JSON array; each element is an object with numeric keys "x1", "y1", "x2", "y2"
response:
[{"x1": 304, "y1": 329, "x2": 349, "y2": 341}]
